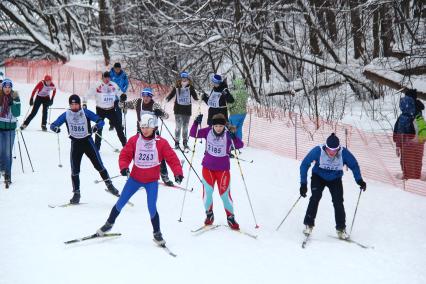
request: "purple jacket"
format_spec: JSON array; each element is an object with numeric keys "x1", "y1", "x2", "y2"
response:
[{"x1": 190, "y1": 122, "x2": 244, "y2": 171}]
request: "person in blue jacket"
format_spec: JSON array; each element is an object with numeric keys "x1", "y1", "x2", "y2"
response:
[
  {"x1": 299, "y1": 133, "x2": 367, "y2": 239},
  {"x1": 50, "y1": 94, "x2": 119, "y2": 204},
  {"x1": 109, "y1": 62, "x2": 129, "y2": 132}
]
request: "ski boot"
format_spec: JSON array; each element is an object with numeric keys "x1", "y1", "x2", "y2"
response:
[
  {"x1": 183, "y1": 141, "x2": 190, "y2": 152},
  {"x1": 227, "y1": 214, "x2": 240, "y2": 230},
  {"x1": 204, "y1": 210, "x2": 214, "y2": 226},
  {"x1": 153, "y1": 231, "x2": 166, "y2": 246},
  {"x1": 4, "y1": 173, "x2": 11, "y2": 188},
  {"x1": 97, "y1": 221, "x2": 113, "y2": 236},
  {"x1": 20, "y1": 124, "x2": 27, "y2": 130},
  {"x1": 303, "y1": 225, "x2": 313, "y2": 236},
  {"x1": 336, "y1": 229, "x2": 349, "y2": 240},
  {"x1": 70, "y1": 190, "x2": 81, "y2": 204},
  {"x1": 162, "y1": 177, "x2": 174, "y2": 187},
  {"x1": 106, "y1": 184, "x2": 120, "y2": 196},
  {"x1": 174, "y1": 142, "x2": 180, "y2": 150},
  {"x1": 41, "y1": 125, "x2": 47, "y2": 132}
]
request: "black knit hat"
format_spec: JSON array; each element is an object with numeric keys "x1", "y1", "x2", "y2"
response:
[
  {"x1": 102, "y1": 71, "x2": 110, "y2": 78},
  {"x1": 113, "y1": 62, "x2": 121, "y2": 68},
  {"x1": 405, "y1": 89, "x2": 417, "y2": 99},
  {"x1": 326, "y1": 133, "x2": 340, "y2": 149},
  {"x1": 69, "y1": 94, "x2": 81, "y2": 105}
]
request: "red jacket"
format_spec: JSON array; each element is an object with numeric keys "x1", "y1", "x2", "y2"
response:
[
  {"x1": 31, "y1": 80, "x2": 56, "y2": 99},
  {"x1": 119, "y1": 134, "x2": 183, "y2": 183}
]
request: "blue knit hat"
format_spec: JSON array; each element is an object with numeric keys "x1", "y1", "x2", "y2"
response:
[
  {"x1": 180, "y1": 71, "x2": 189, "y2": 79},
  {"x1": 211, "y1": 74, "x2": 222, "y2": 84},
  {"x1": 326, "y1": 133, "x2": 340, "y2": 150},
  {"x1": 2, "y1": 78, "x2": 13, "y2": 89},
  {"x1": 141, "y1": 87, "x2": 153, "y2": 97}
]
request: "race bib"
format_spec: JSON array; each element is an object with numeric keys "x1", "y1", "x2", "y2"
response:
[
  {"x1": 134, "y1": 135, "x2": 160, "y2": 168},
  {"x1": 318, "y1": 145, "x2": 344, "y2": 171},
  {"x1": 206, "y1": 130, "x2": 227, "y2": 157},
  {"x1": 96, "y1": 84, "x2": 117, "y2": 109},
  {"x1": 66, "y1": 109, "x2": 89, "y2": 139},
  {"x1": 38, "y1": 85, "x2": 55, "y2": 97},
  {"x1": 177, "y1": 87, "x2": 191, "y2": 105},
  {"x1": 207, "y1": 91, "x2": 222, "y2": 108}
]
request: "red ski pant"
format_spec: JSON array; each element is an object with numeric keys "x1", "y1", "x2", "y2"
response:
[{"x1": 201, "y1": 167, "x2": 234, "y2": 216}]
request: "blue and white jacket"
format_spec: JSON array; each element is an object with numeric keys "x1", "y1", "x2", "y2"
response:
[
  {"x1": 110, "y1": 68, "x2": 129, "y2": 94},
  {"x1": 300, "y1": 145, "x2": 362, "y2": 184}
]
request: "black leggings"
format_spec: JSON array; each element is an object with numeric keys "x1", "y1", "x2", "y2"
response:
[
  {"x1": 95, "y1": 107, "x2": 127, "y2": 149},
  {"x1": 24, "y1": 96, "x2": 50, "y2": 126}
]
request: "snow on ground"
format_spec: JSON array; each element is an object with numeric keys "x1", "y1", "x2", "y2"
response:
[{"x1": 1, "y1": 83, "x2": 426, "y2": 284}]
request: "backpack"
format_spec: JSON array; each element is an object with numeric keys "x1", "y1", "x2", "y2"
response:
[{"x1": 415, "y1": 114, "x2": 426, "y2": 143}]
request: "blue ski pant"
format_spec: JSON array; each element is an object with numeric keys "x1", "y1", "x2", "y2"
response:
[{"x1": 0, "y1": 130, "x2": 16, "y2": 175}]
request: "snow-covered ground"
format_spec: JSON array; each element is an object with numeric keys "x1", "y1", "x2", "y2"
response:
[{"x1": 1, "y1": 83, "x2": 425, "y2": 284}]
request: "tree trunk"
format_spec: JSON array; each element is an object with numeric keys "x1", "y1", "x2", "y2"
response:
[
  {"x1": 380, "y1": 3, "x2": 394, "y2": 57},
  {"x1": 349, "y1": 0, "x2": 364, "y2": 59},
  {"x1": 99, "y1": 0, "x2": 114, "y2": 65},
  {"x1": 372, "y1": 6, "x2": 380, "y2": 58}
]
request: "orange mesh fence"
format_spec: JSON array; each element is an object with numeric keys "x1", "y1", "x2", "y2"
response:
[{"x1": 4, "y1": 59, "x2": 426, "y2": 196}]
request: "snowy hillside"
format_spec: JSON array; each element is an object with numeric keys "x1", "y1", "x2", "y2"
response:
[{"x1": 1, "y1": 83, "x2": 425, "y2": 284}]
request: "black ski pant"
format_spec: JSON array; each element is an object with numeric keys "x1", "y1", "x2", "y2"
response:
[
  {"x1": 109, "y1": 100, "x2": 123, "y2": 129},
  {"x1": 24, "y1": 96, "x2": 50, "y2": 127},
  {"x1": 304, "y1": 173, "x2": 346, "y2": 230},
  {"x1": 70, "y1": 137, "x2": 112, "y2": 193},
  {"x1": 95, "y1": 107, "x2": 127, "y2": 150}
]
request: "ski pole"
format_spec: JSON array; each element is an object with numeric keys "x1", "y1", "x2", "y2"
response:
[
  {"x1": 348, "y1": 189, "x2": 363, "y2": 238},
  {"x1": 16, "y1": 129, "x2": 24, "y2": 173},
  {"x1": 275, "y1": 196, "x2": 302, "y2": 231},
  {"x1": 158, "y1": 117, "x2": 202, "y2": 183},
  {"x1": 19, "y1": 130, "x2": 34, "y2": 172},
  {"x1": 228, "y1": 129, "x2": 259, "y2": 229},
  {"x1": 178, "y1": 119, "x2": 200, "y2": 222},
  {"x1": 232, "y1": 157, "x2": 253, "y2": 163},
  {"x1": 56, "y1": 132, "x2": 63, "y2": 168},
  {"x1": 94, "y1": 174, "x2": 121, "y2": 184},
  {"x1": 95, "y1": 132, "x2": 120, "y2": 153}
]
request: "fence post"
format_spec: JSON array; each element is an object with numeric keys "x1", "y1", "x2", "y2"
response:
[
  {"x1": 295, "y1": 114, "x2": 298, "y2": 160},
  {"x1": 72, "y1": 72, "x2": 75, "y2": 94},
  {"x1": 247, "y1": 107, "x2": 252, "y2": 146}
]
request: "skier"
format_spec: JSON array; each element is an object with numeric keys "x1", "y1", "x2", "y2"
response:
[
  {"x1": 393, "y1": 89, "x2": 425, "y2": 179},
  {"x1": 21, "y1": 75, "x2": 56, "y2": 131},
  {"x1": 189, "y1": 113, "x2": 243, "y2": 230},
  {"x1": 96, "y1": 113, "x2": 184, "y2": 245},
  {"x1": 165, "y1": 71, "x2": 199, "y2": 151},
  {"x1": 85, "y1": 71, "x2": 127, "y2": 150},
  {"x1": 122, "y1": 87, "x2": 174, "y2": 186},
  {"x1": 0, "y1": 79, "x2": 21, "y2": 187},
  {"x1": 299, "y1": 133, "x2": 367, "y2": 239},
  {"x1": 202, "y1": 74, "x2": 234, "y2": 126},
  {"x1": 50, "y1": 94, "x2": 119, "y2": 204},
  {"x1": 109, "y1": 62, "x2": 128, "y2": 132}
]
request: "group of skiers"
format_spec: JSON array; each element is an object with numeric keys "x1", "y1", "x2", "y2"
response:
[{"x1": 1, "y1": 64, "x2": 425, "y2": 246}]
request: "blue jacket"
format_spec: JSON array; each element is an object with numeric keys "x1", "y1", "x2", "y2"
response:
[
  {"x1": 110, "y1": 68, "x2": 129, "y2": 93},
  {"x1": 300, "y1": 145, "x2": 362, "y2": 184},
  {"x1": 50, "y1": 108, "x2": 105, "y2": 139}
]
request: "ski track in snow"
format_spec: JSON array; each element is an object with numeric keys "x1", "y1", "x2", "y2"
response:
[{"x1": 0, "y1": 83, "x2": 425, "y2": 284}]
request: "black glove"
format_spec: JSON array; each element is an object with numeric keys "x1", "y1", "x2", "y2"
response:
[
  {"x1": 201, "y1": 92, "x2": 208, "y2": 100},
  {"x1": 195, "y1": 114, "x2": 203, "y2": 125},
  {"x1": 357, "y1": 179, "x2": 367, "y2": 191},
  {"x1": 8, "y1": 99, "x2": 14, "y2": 106},
  {"x1": 300, "y1": 183, "x2": 308, "y2": 198},
  {"x1": 120, "y1": 93, "x2": 127, "y2": 102},
  {"x1": 48, "y1": 99, "x2": 54, "y2": 106},
  {"x1": 154, "y1": 108, "x2": 163, "y2": 117},
  {"x1": 120, "y1": 168, "x2": 130, "y2": 176},
  {"x1": 29, "y1": 98, "x2": 34, "y2": 106},
  {"x1": 92, "y1": 125, "x2": 99, "y2": 133},
  {"x1": 175, "y1": 175, "x2": 184, "y2": 185},
  {"x1": 53, "y1": 127, "x2": 61, "y2": 133},
  {"x1": 229, "y1": 131, "x2": 236, "y2": 139}
]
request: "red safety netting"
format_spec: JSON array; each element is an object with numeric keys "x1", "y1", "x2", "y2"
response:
[{"x1": 4, "y1": 59, "x2": 426, "y2": 196}]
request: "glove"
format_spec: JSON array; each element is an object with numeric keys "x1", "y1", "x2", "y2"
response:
[
  {"x1": 53, "y1": 127, "x2": 61, "y2": 133},
  {"x1": 120, "y1": 93, "x2": 127, "y2": 102},
  {"x1": 29, "y1": 98, "x2": 34, "y2": 106},
  {"x1": 201, "y1": 92, "x2": 208, "y2": 100},
  {"x1": 120, "y1": 168, "x2": 130, "y2": 176},
  {"x1": 229, "y1": 131, "x2": 236, "y2": 139},
  {"x1": 92, "y1": 125, "x2": 99, "y2": 133},
  {"x1": 300, "y1": 183, "x2": 308, "y2": 198},
  {"x1": 357, "y1": 179, "x2": 367, "y2": 191},
  {"x1": 195, "y1": 114, "x2": 203, "y2": 125},
  {"x1": 48, "y1": 99, "x2": 54, "y2": 106},
  {"x1": 154, "y1": 108, "x2": 163, "y2": 117},
  {"x1": 175, "y1": 175, "x2": 184, "y2": 185},
  {"x1": 8, "y1": 99, "x2": 14, "y2": 106}
]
